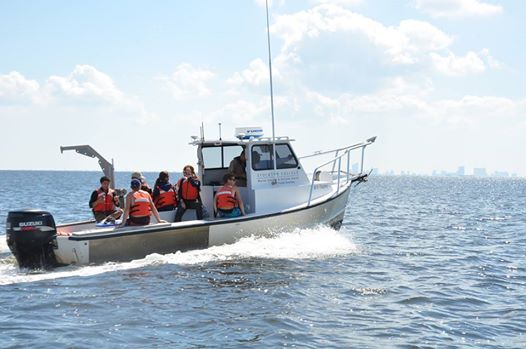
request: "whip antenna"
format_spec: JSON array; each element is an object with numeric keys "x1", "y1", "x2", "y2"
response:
[{"x1": 265, "y1": 0, "x2": 278, "y2": 173}]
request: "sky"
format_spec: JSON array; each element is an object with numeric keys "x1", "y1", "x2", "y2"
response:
[{"x1": 1, "y1": 0, "x2": 524, "y2": 176}]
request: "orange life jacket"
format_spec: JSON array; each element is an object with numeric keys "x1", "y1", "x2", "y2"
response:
[
  {"x1": 215, "y1": 185, "x2": 238, "y2": 210},
  {"x1": 130, "y1": 191, "x2": 151, "y2": 217},
  {"x1": 93, "y1": 188, "x2": 116, "y2": 213},
  {"x1": 179, "y1": 178, "x2": 199, "y2": 201},
  {"x1": 154, "y1": 185, "x2": 177, "y2": 209}
]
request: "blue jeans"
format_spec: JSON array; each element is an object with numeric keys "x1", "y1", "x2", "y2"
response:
[{"x1": 218, "y1": 207, "x2": 242, "y2": 218}]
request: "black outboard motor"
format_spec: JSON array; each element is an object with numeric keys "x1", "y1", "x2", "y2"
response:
[{"x1": 6, "y1": 210, "x2": 59, "y2": 269}]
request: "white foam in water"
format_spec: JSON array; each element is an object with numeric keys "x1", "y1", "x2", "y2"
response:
[
  {"x1": 0, "y1": 226, "x2": 358, "y2": 285},
  {"x1": 0, "y1": 238, "x2": 9, "y2": 254}
]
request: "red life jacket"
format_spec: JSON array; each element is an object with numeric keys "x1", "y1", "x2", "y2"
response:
[
  {"x1": 215, "y1": 185, "x2": 238, "y2": 210},
  {"x1": 130, "y1": 191, "x2": 151, "y2": 217},
  {"x1": 179, "y1": 178, "x2": 199, "y2": 201},
  {"x1": 93, "y1": 188, "x2": 116, "y2": 213},
  {"x1": 154, "y1": 185, "x2": 177, "y2": 209}
]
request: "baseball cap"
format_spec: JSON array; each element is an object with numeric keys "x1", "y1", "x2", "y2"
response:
[
  {"x1": 131, "y1": 171, "x2": 145, "y2": 180},
  {"x1": 131, "y1": 179, "x2": 141, "y2": 188}
]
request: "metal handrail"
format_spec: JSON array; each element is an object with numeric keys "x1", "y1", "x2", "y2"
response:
[
  {"x1": 307, "y1": 136, "x2": 376, "y2": 206},
  {"x1": 299, "y1": 139, "x2": 371, "y2": 159}
]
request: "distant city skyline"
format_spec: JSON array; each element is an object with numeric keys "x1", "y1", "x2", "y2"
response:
[{"x1": 372, "y1": 166, "x2": 521, "y2": 178}]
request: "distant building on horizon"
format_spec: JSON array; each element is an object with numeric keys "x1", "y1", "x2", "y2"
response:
[
  {"x1": 493, "y1": 171, "x2": 509, "y2": 177},
  {"x1": 473, "y1": 168, "x2": 487, "y2": 177}
]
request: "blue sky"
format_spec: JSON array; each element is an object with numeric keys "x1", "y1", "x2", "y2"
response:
[{"x1": 1, "y1": 0, "x2": 524, "y2": 176}]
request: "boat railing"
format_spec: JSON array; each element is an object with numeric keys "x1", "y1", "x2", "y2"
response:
[{"x1": 305, "y1": 136, "x2": 376, "y2": 206}]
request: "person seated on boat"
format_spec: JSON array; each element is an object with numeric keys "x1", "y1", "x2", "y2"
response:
[
  {"x1": 89, "y1": 176, "x2": 123, "y2": 223},
  {"x1": 131, "y1": 171, "x2": 153, "y2": 196},
  {"x1": 214, "y1": 173, "x2": 246, "y2": 218},
  {"x1": 174, "y1": 165, "x2": 204, "y2": 221},
  {"x1": 228, "y1": 149, "x2": 247, "y2": 187},
  {"x1": 152, "y1": 170, "x2": 177, "y2": 212},
  {"x1": 120, "y1": 179, "x2": 166, "y2": 226}
]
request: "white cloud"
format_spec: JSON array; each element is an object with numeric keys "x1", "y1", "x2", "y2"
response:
[
  {"x1": 270, "y1": 4, "x2": 452, "y2": 66},
  {"x1": 0, "y1": 65, "x2": 155, "y2": 123},
  {"x1": 414, "y1": 0, "x2": 503, "y2": 18},
  {"x1": 40, "y1": 65, "x2": 125, "y2": 105},
  {"x1": 162, "y1": 63, "x2": 215, "y2": 100},
  {"x1": 303, "y1": 83, "x2": 524, "y2": 126},
  {"x1": 0, "y1": 71, "x2": 39, "y2": 104},
  {"x1": 430, "y1": 49, "x2": 502, "y2": 76},
  {"x1": 227, "y1": 59, "x2": 269, "y2": 87},
  {"x1": 480, "y1": 48, "x2": 503, "y2": 69},
  {"x1": 431, "y1": 51, "x2": 486, "y2": 76}
]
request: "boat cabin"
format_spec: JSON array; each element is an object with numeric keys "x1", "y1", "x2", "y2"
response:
[{"x1": 194, "y1": 128, "x2": 317, "y2": 217}]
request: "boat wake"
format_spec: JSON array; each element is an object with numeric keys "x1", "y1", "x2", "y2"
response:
[{"x1": 0, "y1": 226, "x2": 359, "y2": 285}]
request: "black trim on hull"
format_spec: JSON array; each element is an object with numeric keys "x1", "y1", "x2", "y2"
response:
[{"x1": 67, "y1": 185, "x2": 352, "y2": 241}]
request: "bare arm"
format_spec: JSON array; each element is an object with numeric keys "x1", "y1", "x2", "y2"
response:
[
  {"x1": 235, "y1": 187, "x2": 245, "y2": 215},
  {"x1": 213, "y1": 193, "x2": 218, "y2": 214},
  {"x1": 120, "y1": 193, "x2": 132, "y2": 226},
  {"x1": 149, "y1": 197, "x2": 166, "y2": 223}
]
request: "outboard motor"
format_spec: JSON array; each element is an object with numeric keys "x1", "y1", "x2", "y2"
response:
[{"x1": 6, "y1": 210, "x2": 59, "y2": 269}]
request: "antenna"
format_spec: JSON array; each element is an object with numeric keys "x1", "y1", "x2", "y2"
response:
[
  {"x1": 265, "y1": 0, "x2": 278, "y2": 175},
  {"x1": 218, "y1": 122, "x2": 222, "y2": 140}
]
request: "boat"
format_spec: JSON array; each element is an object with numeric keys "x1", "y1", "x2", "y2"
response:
[
  {"x1": 6, "y1": 128, "x2": 375, "y2": 269},
  {"x1": 5, "y1": 2, "x2": 376, "y2": 269}
]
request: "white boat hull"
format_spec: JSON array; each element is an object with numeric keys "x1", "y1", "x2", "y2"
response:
[{"x1": 53, "y1": 185, "x2": 351, "y2": 266}]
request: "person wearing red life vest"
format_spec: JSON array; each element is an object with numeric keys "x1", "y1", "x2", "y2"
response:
[
  {"x1": 152, "y1": 170, "x2": 178, "y2": 212},
  {"x1": 214, "y1": 173, "x2": 246, "y2": 218},
  {"x1": 120, "y1": 179, "x2": 166, "y2": 226},
  {"x1": 88, "y1": 176, "x2": 122, "y2": 222},
  {"x1": 174, "y1": 165, "x2": 203, "y2": 222}
]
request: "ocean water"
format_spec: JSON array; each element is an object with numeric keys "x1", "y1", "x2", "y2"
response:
[{"x1": 0, "y1": 171, "x2": 525, "y2": 348}]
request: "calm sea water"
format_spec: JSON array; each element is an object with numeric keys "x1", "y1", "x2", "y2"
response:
[{"x1": 0, "y1": 171, "x2": 525, "y2": 348}]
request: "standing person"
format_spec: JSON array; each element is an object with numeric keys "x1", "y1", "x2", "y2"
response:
[
  {"x1": 131, "y1": 171, "x2": 153, "y2": 196},
  {"x1": 89, "y1": 176, "x2": 122, "y2": 222},
  {"x1": 120, "y1": 179, "x2": 166, "y2": 226},
  {"x1": 152, "y1": 171, "x2": 177, "y2": 212},
  {"x1": 228, "y1": 149, "x2": 247, "y2": 187},
  {"x1": 174, "y1": 165, "x2": 203, "y2": 221},
  {"x1": 214, "y1": 173, "x2": 245, "y2": 218}
]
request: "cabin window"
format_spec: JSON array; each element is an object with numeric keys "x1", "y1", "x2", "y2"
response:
[
  {"x1": 251, "y1": 143, "x2": 298, "y2": 171},
  {"x1": 202, "y1": 145, "x2": 244, "y2": 169},
  {"x1": 251, "y1": 145, "x2": 273, "y2": 171},
  {"x1": 275, "y1": 144, "x2": 298, "y2": 169},
  {"x1": 202, "y1": 147, "x2": 222, "y2": 169}
]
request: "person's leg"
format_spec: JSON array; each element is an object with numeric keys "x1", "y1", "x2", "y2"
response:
[
  {"x1": 195, "y1": 203, "x2": 204, "y2": 220},
  {"x1": 185, "y1": 200, "x2": 203, "y2": 220},
  {"x1": 93, "y1": 212, "x2": 106, "y2": 222},
  {"x1": 112, "y1": 208, "x2": 123, "y2": 219},
  {"x1": 174, "y1": 202, "x2": 186, "y2": 222}
]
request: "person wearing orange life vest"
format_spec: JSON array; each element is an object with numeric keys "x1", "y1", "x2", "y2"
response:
[
  {"x1": 152, "y1": 171, "x2": 177, "y2": 212},
  {"x1": 89, "y1": 176, "x2": 122, "y2": 222},
  {"x1": 214, "y1": 173, "x2": 246, "y2": 218},
  {"x1": 174, "y1": 165, "x2": 203, "y2": 222},
  {"x1": 120, "y1": 179, "x2": 166, "y2": 226}
]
